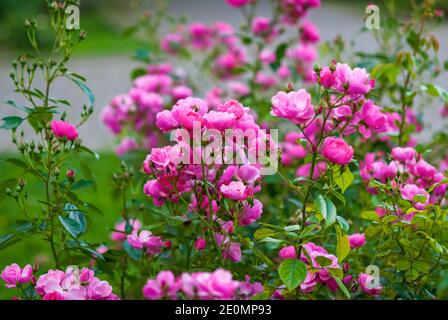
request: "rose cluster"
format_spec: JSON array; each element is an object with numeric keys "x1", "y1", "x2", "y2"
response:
[
  {"x1": 273, "y1": 63, "x2": 399, "y2": 174},
  {"x1": 102, "y1": 63, "x2": 193, "y2": 155},
  {"x1": 161, "y1": 21, "x2": 246, "y2": 80},
  {"x1": 142, "y1": 269, "x2": 263, "y2": 300},
  {"x1": 360, "y1": 147, "x2": 447, "y2": 213},
  {"x1": 1, "y1": 264, "x2": 119, "y2": 300},
  {"x1": 143, "y1": 97, "x2": 275, "y2": 262}
]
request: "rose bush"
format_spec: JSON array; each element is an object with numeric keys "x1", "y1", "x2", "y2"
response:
[{"x1": 0, "y1": 0, "x2": 447, "y2": 300}]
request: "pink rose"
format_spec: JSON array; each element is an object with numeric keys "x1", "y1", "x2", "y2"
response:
[
  {"x1": 278, "y1": 246, "x2": 297, "y2": 260},
  {"x1": 239, "y1": 199, "x2": 263, "y2": 226},
  {"x1": 156, "y1": 110, "x2": 179, "y2": 132},
  {"x1": 111, "y1": 219, "x2": 142, "y2": 242},
  {"x1": 271, "y1": 89, "x2": 315, "y2": 125},
  {"x1": 203, "y1": 111, "x2": 236, "y2": 131},
  {"x1": 321, "y1": 137, "x2": 354, "y2": 165},
  {"x1": 259, "y1": 48, "x2": 276, "y2": 65},
  {"x1": 87, "y1": 278, "x2": 113, "y2": 300},
  {"x1": 194, "y1": 238, "x2": 206, "y2": 251},
  {"x1": 115, "y1": 137, "x2": 139, "y2": 156},
  {"x1": 1, "y1": 263, "x2": 33, "y2": 288},
  {"x1": 237, "y1": 164, "x2": 260, "y2": 183},
  {"x1": 401, "y1": 184, "x2": 429, "y2": 210},
  {"x1": 252, "y1": 16, "x2": 271, "y2": 36},
  {"x1": 391, "y1": 147, "x2": 416, "y2": 162},
  {"x1": 143, "y1": 271, "x2": 179, "y2": 300},
  {"x1": 222, "y1": 242, "x2": 241, "y2": 262},
  {"x1": 50, "y1": 120, "x2": 79, "y2": 141},
  {"x1": 296, "y1": 161, "x2": 327, "y2": 180},
  {"x1": 171, "y1": 85, "x2": 193, "y2": 101},
  {"x1": 220, "y1": 181, "x2": 247, "y2": 200},
  {"x1": 348, "y1": 233, "x2": 366, "y2": 248},
  {"x1": 358, "y1": 273, "x2": 382, "y2": 296},
  {"x1": 301, "y1": 20, "x2": 320, "y2": 43}
]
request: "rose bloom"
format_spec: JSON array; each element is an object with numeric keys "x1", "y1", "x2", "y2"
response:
[
  {"x1": 358, "y1": 273, "x2": 382, "y2": 296},
  {"x1": 391, "y1": 147, "x2": 416, "y2": 162},
  {"x1": 220, "y1": 181, "x2": 247, "y2": 200},
  {"x1": 50, "y1": 120, "x2": 79, "y2": 141},
  {"x1": 321, "y1": 137, "x2": 354, "y2": 165},
  {"x1": 1, "y1": 263, "x2": 33, "y2": 288},
  {"x1": 348, "y1": 233, "x2": 366, "y2": 248},
  {"x1": 194, "y1": 238, "x2": 206, "y2": 251},
  {"x1": 271, "y1": 89, "x2": 315, "y2": 125},
  {"x1": 278, "y1": 246, "x2": 297, "y2": 260}
]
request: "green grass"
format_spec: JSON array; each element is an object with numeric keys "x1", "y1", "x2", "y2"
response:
[{"x1": 0, "y1": 152, "x2": 124, "y2": 298}]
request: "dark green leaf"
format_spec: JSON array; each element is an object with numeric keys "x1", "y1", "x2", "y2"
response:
[
  {"x1": 0, "y1": 116, "x2": 25, "y2": 129},
  {"x1": 58, "y1": 215, "x2": 83, "y2": 238},
  {"x1": 278, "y1": 259, "x2": 307, "y2": 291}
]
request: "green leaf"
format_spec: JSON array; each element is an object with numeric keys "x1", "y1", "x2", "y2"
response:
[
  {"x1": 140, "y1": 223, "x2": 165, "y2": 231},
  {"x1": 64, "y1": 203, "x2": 87, "y2": 234},
  {"x1": 333, "y1": 166, "x2": 354, "y2": 193},
  {"x1": 72, "y1": 79, "x2": 95, "y2": 106},
  {"x1": 420, "y1": 83, "x2": 448, "y2": 103},
  {"x1": 71, "y1": 179, "x2": 94, "y2": 190},
  {"x1": 258, "y1": 237, "x2": 285, "y2": 244},
  {"x1": 254, "y1": 228, "x2": 278, "y2": 240},
  {"x1": 314, "y1": 195, "x2": 337, "y2": 227},
  {"x1": 58, "y1": 215, "x2": 83, "y2": 238},
  {"x1": 335, "y1": 225, "x2": 350, "y2": 262},
  {"x1": 361, "y1": 210, "x2": 379, "y2": 221},
  {"x1": 396, "y1": 259, "x2": 411, "y2": 271},
  {"x1": 0, "y1": 116, "x2": 25, "y2": 129},
  {"x1": 5, "y1": 100, "x2": 32, "y2": 113},
  {"x1": 316, "y1": 255, "x2": 333, "y2": 267},
  {"x1": 336, "y1": 216, "x2": 350, "y2": 233},
  {"x1": 253, "y1": 248, "x2": 275, "y2": 267},
  {"x1": 334, "y1": 276, "x2": 351, "y2": 299},
  {"x1": 131, "y1": 68, "x2": 147, "y2": 80},
  {"x1": 76, "y1": 145, "x2": 100, "y2": 160},
  {"x1": 0, "y1": 234, "x2": 21, "y2": 251},
  {"x1": 278, "y1": 259, "x2": 307, "y2": 291}
]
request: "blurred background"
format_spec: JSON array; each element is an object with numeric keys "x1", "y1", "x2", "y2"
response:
[{"x1": 1, "y1": 0, "x2": 448, "y2": 152}]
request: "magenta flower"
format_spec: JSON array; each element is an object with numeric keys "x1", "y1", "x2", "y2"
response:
[
  {"x1": 1, "y1": 263, "x2": 33, "y2": 288},
  {"x1": 110, "y1": 219, "x2": 142, "y2": 242},
  {"x1": 391, "y1": 147, "x2": 416, "y2": 162},
  {"x1": 194, "y1": 238, "x2": 206, "y2": 251},
  {"x1": 401, "y1": 184, "x2": 429, "y2": 210},
  {"x1": 348, "y1": 233, "x2": 366, "y2": 249},
  {"x1": 271, "y1": 89, "x2": 315, "y2": 125},
  {"x1": 220, "y1": 181, "x2": 247, "y2": 200},
  {"x1": 50, "y1": 120, "x2": 79, "y2": 141},
  {"x1": 239, "y1": 199, "x2": 263, "y2": 226},
  {"x1": 358, "y1": 273, "x2": 382, "y2": 296},
  {"x1": 36, "y1": 267, "x2": 118, "y2": 300},
  {"x1": 321, "y1": 137, "x2": 354, "y2": 165},
  {"x1": 278, "y1": 246, "x2": 297, "y2": 260},
  {"x1": 143, "y1": 271, "x2": 179, "y2": 300}
]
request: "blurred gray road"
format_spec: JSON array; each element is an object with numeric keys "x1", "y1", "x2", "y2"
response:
[{"x1": 1, "y1": 1, "x2": 447, "y2": 151}]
